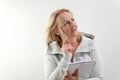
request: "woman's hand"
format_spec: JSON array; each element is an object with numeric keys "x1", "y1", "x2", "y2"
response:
[
  {"x1": 61, "y1": 39, "x2": 75, "y2": 54},
  {"x1": 63, "y1": 69, "x2": 79, "y2": 80}
]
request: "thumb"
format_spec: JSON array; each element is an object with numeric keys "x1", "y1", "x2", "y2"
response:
[
  {"x1": 73, "y1": 69, "x2": 79, "y2": 77},
  {"x1": 63, "y1": 39, "x2": 70, "y2": 44},
  {"x1": 67, "y1": 70, "x2": 73, "y2": 80}
]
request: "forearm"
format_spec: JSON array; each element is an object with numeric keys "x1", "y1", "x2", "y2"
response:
[{"x1": 45, "y1": 53, "x2": 72, "y2": 80}]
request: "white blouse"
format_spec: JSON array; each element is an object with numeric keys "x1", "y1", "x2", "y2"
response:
[{"x1": 44, "y1": 36, "x2": 104, "y2": 80}]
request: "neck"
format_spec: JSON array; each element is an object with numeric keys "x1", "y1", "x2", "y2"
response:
[{"x1": 67, "y1": 36, "x2": 78, "y2": 46}]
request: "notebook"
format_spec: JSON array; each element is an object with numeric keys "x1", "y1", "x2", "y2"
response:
[{"x1": 68, "y1": 60, "x2": 96, "y2": 78}]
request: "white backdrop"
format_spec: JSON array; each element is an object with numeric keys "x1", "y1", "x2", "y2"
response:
[{"x1": 0, "y1": 0, "x2": 120, "y2": 80}]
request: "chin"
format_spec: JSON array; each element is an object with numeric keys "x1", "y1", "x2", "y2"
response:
[{"x1": 71, "y1": 31, "x2": 78, "y2": 37}]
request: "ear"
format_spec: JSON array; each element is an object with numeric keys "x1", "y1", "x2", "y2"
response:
[
  {"x1": 56, "y1": 31, "x2": 60, "y2": 35},
  {"x1": 55, "y1": 28, "x2": 60, "y2": 35}
]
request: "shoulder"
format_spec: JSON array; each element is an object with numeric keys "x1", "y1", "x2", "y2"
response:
[
  {"x1": 82, "y1": 36, "x2": 95, "y2": 46},
  {"x1": 46, "y1": 41, "x2": 61, "y2": 55},
  {"x1": 78, "y1": 34, "x2": 96, "y2": 52},
  {"x1": 81, "y1": 32, "x2": 95, "y2": 40}
]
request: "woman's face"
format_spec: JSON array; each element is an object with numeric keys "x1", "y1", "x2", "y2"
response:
[{"x1": 57, "y1": 12, "x2": 78, "y2": 39}]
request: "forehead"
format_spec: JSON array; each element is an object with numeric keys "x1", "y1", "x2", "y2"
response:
[{"x1": 57, "y1": 12, "x2": 73, "y2": 22}]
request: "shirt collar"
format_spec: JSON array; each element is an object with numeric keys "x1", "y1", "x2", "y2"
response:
[{"x1": 47, "y1": 35, "x2": 94, "y2": 55}]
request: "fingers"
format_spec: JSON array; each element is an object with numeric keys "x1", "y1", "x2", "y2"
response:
[
  {"x1": 63, "y1": 70, "x2": 79, "y2": 80},
  {"x1": 62, "y1": 39, "x2": 75, "y2": 53},
  {"x1": 63, "y1": 39, "x2": 70, "y2": 44},
  {"x1": 62, "y1": 72, "x2": 71, "y2": 80},
  {"x1": 62, "y1": 46, "x2": 74, "y2": 53},
  {"x1": 63, "y1": 39, "x2": 75, "y2": 50},
  {"x1": 67, "y1": 70, "x2": 73, "y2": 80},
  {"x1": 62, "y1": 74, "x2": 69, "y2": 80},
  {"x1": 73, "y1": 69, "x2": 79, "y2": 77},
  {"x1": 72, "y1": 69, "x2": 79, "y2": 80}
]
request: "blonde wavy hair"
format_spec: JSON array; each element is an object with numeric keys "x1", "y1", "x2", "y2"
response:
[{"x1": 46, "y1": 8, "x2": 82, "y2": 47}]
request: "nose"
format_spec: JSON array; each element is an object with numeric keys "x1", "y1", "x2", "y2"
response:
[{"x1": 70, "y1": 21, "x2": 74, "y2": 28}]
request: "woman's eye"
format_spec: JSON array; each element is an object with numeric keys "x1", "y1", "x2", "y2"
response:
[
  {"x1": 64, "y1": 21, "x2": 70, "y2": 26},
  {"x1": 66, "y1": 21, "x2": 70, "y2": 24},
  {"x1": 72, "y1": 18, "x2": 75, "y2": 21}
]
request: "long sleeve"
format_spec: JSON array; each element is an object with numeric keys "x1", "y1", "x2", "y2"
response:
[{"x1": 44, "y1": 53, "x2": 72, "y2": 80}]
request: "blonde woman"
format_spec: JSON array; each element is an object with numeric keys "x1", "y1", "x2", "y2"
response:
[{"x1": 44, "y1": 8, "x2": 104, "y2": 80}]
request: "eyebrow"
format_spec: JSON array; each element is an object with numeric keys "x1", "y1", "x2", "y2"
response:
[{"x1": 63, "y1": 17, "x2": 74, "y2": 23}]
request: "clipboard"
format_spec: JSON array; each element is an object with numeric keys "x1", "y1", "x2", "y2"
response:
[{"x1": 68, "y1": 60, "x2": 96, "y2": 78}]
